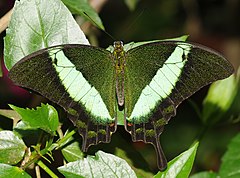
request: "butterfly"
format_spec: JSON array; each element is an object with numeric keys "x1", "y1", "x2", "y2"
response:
[{"x1": 8, "y1": 40, "x2": 233, "y2": 170}]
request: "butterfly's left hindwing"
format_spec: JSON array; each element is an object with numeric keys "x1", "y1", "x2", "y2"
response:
[
  {"x1": 9, "y1": 44, "x2": 117, "y2": 151},
  {"x1": 124, "y1": 41, "x2": 234, "y2": 170}
]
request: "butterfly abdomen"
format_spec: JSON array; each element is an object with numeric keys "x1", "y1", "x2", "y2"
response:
[{"x1": 113, "y1": 41, "x2": 126, "y2": 106}]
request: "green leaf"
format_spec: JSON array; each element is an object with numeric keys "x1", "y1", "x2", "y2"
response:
[
  {"x1": 124, "y1": 0, "x2": 139, "y2": 11},
  {"x1": 9, "y1": 104, "x2": 59, "y2": 134},
  {"x1": 13, "y1": 121, "x2": 43, "y2": 146},
  {"x1": 60, "y1": 132, "x2": 84, "y2": 162},
  {"x1": 14, "y1": 120, "x2": 37, "y2": 130},
  {"x1": 154, "y1": 142, "x2": 199, "y2": 178},
  {"x1": 0, "y1": 131, "x2": 26, "y2": 165},
  {"x1": 124, "y1": 35, "x2": 189, "y2": 51},
  {"x1": 202, "y1": 67, "x2": 239, "y2": 125},
  {"x1": 0, "y1": 163, "x2": 31, "y2": 178},
  {"x1": 114, "y1": 147, "x2": 154, "y2": 178},
  {"x1": 4, "y1": 0, "x2": 89, "y2": 70},
  {"x1": 61, "y1": 140, "x2": 84, "y2": 162},
  {"x1": 218, "y1": 133, "x2": 240, "y2": 178},
  {"x1": 190, "y1": 171, "x2": 217, "y2": 178},
  {"x1": 62, "y1": 0, "x2": 105, "y2": 30},
  {"x1": 227, "y1": 66, "x2": 240, "y2": 123},
  {"x1": 58, "y1": 151, "x2": 137, "y2": 178},
  {"x1": 116, "y1": 107, "x2": 124, "y2": 125}
]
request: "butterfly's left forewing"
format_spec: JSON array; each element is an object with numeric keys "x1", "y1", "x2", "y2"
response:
[
  {"x1": 9, "y1": 44, "x2": 117, "y2": 151},
  {"x1": 124, "y1": 41, "x2": 233, "y2": 170}
]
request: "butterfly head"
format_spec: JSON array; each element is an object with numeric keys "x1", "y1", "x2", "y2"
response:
[{"x1": 113, "y1": 41, "x2": 124, "y2": 52}]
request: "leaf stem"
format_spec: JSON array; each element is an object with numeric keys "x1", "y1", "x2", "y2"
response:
[
  {"x1": 35, "y1": 164, "x2": 41, "y2": 178},
  {"x1": 0, "y1": 8, "x2": 13, "y2": 33},
  {"x1": 195, "y1": 124, "x2": 210, "y2": 142},
  {"x1": 55, "y1": 128, "x2": 78, "y2": 149},
  {"x1": 188, "y1": 99, "x2": 202, "y2": 120},
  {"x1": 21, "y1": 128, "x2": 78, "y2": 170},
  {"x1": 37, "y1": 160, "x2": 58, "y2": 178}
]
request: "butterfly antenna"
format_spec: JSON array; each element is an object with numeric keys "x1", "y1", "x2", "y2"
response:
[
  {"x1": 83, "y1": 12, "x2": 116, "y2": 41},
  {"x1": 121, "y1": 8, "x2": 146, "y2": 39}
]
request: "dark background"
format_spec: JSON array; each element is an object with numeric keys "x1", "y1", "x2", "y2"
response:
[{"x1": 0, "y1": 0, "x2": 240, "y2": 174}]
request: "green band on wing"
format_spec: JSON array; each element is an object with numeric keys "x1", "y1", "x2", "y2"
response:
[
  {"x1": 49, "y1": 48, "x2": 113, "y2": 122},
  {"x1": 128, "y1": 44, "x2": 191, "y2": 122}
]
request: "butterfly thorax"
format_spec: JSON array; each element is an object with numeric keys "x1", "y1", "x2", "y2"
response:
[
  {"x1": 113, "y1": 41, "x2": 125, "y2": 106},
  {"x1": 113, "y1": 41, "x2": 125, "y2": 73}
]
